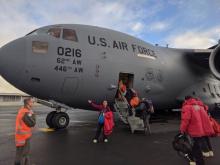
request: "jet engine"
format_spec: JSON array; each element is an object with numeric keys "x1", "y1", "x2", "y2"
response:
[{"x1": 209, "y1": 45, "x2": 220, "y2": 80}]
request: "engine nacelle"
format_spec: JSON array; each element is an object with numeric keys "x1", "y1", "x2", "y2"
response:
[{"x1": 209, "y1": 45, "x2": 220, "y2": 80}]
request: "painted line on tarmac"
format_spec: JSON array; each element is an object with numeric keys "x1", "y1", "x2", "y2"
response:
[
  {"x1": 38, "y1": 128, "x2": 55, "y2": 132},
  {"x1": 70, "y1": 120, "x2": 89, "y2": 123}
]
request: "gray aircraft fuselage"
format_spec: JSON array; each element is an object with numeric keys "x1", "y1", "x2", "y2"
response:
[{"x1": 0, "y1": 24, "x2": 220, "y2": 111}]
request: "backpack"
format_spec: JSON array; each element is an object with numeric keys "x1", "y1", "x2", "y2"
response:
[
  {"x1": 98, "y1": 113, "x2": 104, "y2": 124},
  {"x1": 172, "y1": 133, "x2": 192, "y2": 154}
]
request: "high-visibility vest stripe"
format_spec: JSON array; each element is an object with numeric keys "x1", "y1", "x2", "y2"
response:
[
  {"x1": 16, "y1": 140, "x2": 26, "y2": 145},
  {"x1": 16, "y1": 130, "x2": 32, "y2": 135}
]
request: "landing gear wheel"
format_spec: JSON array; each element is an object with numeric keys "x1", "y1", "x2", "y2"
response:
[
  {"x1": 52, "y1": 112, "x2": 70, "y2": 129},
  {"x1": 46, "y1": 111, "x2": 56, "y2": 128}
]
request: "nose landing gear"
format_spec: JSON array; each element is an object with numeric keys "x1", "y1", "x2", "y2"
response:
[
  {"x1": 37, "y1": 99, "x2": 71, "y2": 130},
  {"x1": 46, "y1": 111, "x2": 70, "y2": 129}
]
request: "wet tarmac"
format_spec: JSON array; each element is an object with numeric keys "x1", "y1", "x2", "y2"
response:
[{"x1": 0, "y1": 105, "x2": 220, "y2": 165}]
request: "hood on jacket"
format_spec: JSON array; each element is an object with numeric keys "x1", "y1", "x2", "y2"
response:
[{"x1": 183, "y1": 98, "x2": 198, "y2": 106}]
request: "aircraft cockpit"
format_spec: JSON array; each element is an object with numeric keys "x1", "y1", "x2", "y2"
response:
[{"x1": 26, "y1": 26, "x2": 78, "y2": 42}]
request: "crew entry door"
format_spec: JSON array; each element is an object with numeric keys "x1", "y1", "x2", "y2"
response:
[{"x1": 118, "y1": 72, "x2": 134, "y2": 89}]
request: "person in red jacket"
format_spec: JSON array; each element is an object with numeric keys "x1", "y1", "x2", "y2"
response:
[
  {"x1": 180, "y1": 96, "x2": 214, "y2": 165},
  {"x1": 195, "y1": 98, "x2": 214, "y2": 158},
  {"x1": 88, "y1": 100, "x2": 114, "y2": 143}
]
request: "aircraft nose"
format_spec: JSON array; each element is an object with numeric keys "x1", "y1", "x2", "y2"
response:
[{"x1": 0, "y1": 38, "x2": 26, "y2": 86}]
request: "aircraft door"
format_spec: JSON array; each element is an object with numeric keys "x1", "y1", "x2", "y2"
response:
[
  {"x1": 61, "y1": 77, "x2": 79, "y2": 96},
  {"x1": 117, "y1": 72, "x2": 134, "y2": 99},
  {"x1": 118, "y1": 73, "x2": 134, "y2": 89}
]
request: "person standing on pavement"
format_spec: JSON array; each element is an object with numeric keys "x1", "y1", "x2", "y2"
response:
[
  {"x1": 15, "y1": 98, "x2": 36, "y2": 165},
  {"x1": 88, "y1": 100, "x2": 114, "y2": 143}
]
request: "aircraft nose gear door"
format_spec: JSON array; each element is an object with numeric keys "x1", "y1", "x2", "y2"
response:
[{"x1": 61, "y1": 77, "x2": 79, "y2": 95}]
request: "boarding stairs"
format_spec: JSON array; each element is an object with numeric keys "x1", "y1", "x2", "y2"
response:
[
  {"x1": 114, "y1": 98, "x2": 129, "y2": 124},
  {"x1": 127, "y1": 114, "x2": 145, "y2": 134},
  {"x1": 114, "y1": 98, "x2": 145, "y2": 134}
]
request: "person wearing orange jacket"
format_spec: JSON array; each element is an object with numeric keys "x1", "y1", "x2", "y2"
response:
[
  {"x1": 130, "y1": 95, "x2": 140, "y2": 108},
  {"x1": 129, "y1": 92, "x2": 140, "y2": 116},
  {"x1": 15, "y1": 98, "x2": 36, "y2": 165},
  {"x1": 117, "y1": 80, "x2": 127, "y2": 101},
  {"x1": 180, "y1": 96, "x2": 214, "y2": 165},
  {"x1": 88, "y1": 100, "x2": 114, "y2": 143}
]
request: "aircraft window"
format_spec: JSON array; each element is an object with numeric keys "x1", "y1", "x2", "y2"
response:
[
  {"x1": 32, "y1": 41, "x2": 48, "y2": 54},
  {"x1": 47, "y1": 28, "x2": 61, "y2": 38},
  {"x1": 63, "y1": 29, "x2": 78, "y2": 42}
]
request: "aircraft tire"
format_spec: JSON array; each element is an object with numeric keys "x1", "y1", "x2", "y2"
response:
[
  {"x1": 52, "y1": 112, "x2": 70, "y2": 129},
  {"x1": 46, "y1": 111, "x2": 56, "y2": 128}
]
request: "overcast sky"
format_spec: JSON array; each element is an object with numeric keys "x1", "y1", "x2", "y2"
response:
[{"x1": 0, "y1": 0, "x2": 220, "y2": 49}]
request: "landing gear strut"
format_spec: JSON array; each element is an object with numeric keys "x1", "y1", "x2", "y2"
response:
[
  {"x1": 36, "y1": 99, "x2": 72, "y2": 130},
  {"x1": 46, "y1": 111, "x2": 70, "y2": 129}
]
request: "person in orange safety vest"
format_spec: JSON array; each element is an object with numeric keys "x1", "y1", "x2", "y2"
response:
[{"x1": 15, "y1": 98, "x2": 36, "y2": 165}]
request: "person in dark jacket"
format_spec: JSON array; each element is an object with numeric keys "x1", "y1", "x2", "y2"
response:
[
  {"x1": 125, "y1": 88, "x2": 135, "y2": 103},
  {"x1": 138, "y1": 98, "x2": 154, "y2": 134},
  {"x1": 180, "y1": 96, "x2": 214, "y2": 165},
  {"x1": 88, "y1": 100, "x2": 114, "y2": 143},
  {"x1": 125, "y1": 88, "x2": 135, "y2": 116}
]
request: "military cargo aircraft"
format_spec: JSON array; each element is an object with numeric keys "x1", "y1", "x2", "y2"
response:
[{"x1": 0, "y1": 24, "x2": 220, "y2": 130}]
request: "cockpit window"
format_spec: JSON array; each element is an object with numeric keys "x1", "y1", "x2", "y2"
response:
[
  {"x1": 63, "y1": 29, "x2": 78, "y2": 42},
  {"x1": 47, "y1": 28, "x2": 61, "y2": 38}
]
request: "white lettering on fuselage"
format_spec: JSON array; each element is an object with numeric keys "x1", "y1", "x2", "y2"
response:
[
  {"x1": 137, "y1": 54, "x2": 156, "y2": 60},
  {"x1": 54, "y1": 47, "x2": 83, "y2": 73},
  {"x1": 87, "y1": 35, "x2": 157, "y2": 59}
]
